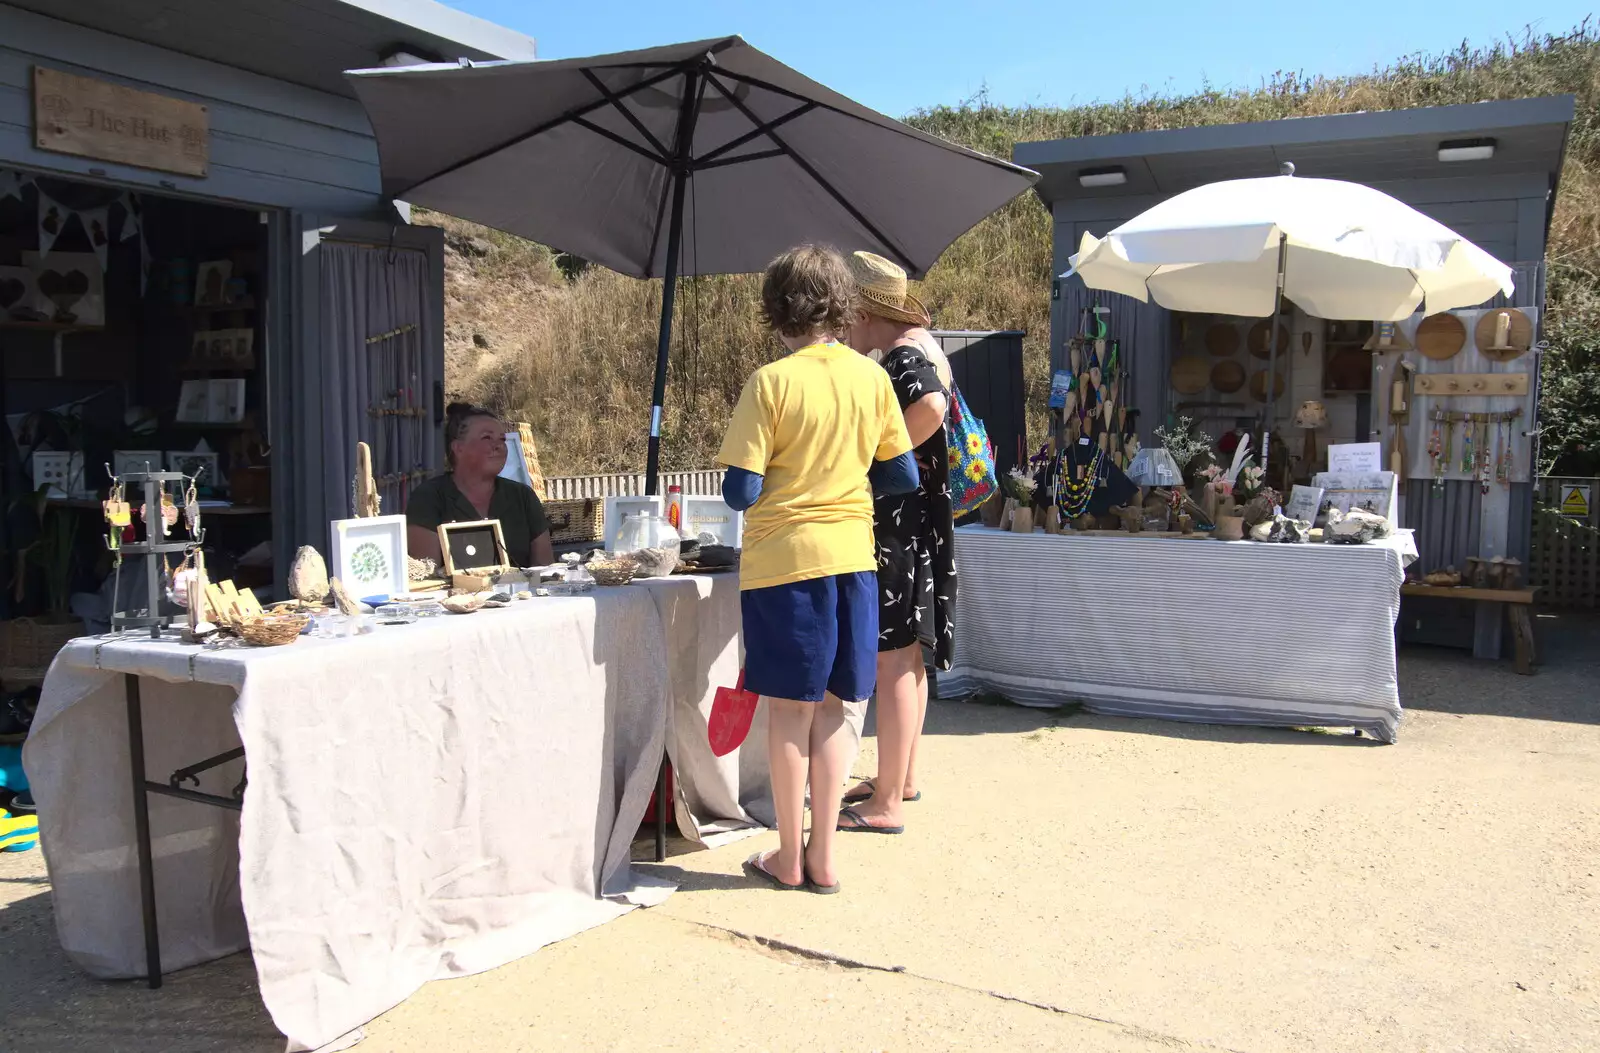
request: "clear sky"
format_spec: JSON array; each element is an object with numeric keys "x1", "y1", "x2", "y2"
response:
[{"x1": 443, "y1": 2, "x2": 1593, "y2": 118}]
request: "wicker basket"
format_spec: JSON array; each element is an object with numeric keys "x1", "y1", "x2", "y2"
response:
[
  {"x1": 238, "y1": 613, "x2": 310, "y2": 646},
  {"x1": 1, "y1": 617, "x2": 85, "y2": 683},
  {"x1": 545, "y1": 498, "x2": 603, "y2": 544},
  {"x1": 588, "y1": 558, "x2": 638, "y2": 586}
]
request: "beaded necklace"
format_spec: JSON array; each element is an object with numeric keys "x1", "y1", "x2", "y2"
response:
[{"x1": 1055, "y1": 447, "x2": 1104, "y2": 520}]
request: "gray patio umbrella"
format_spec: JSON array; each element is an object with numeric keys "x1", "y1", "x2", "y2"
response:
[{"x1": 347, "y1": 36, "x2": 1038, "y2": 492}]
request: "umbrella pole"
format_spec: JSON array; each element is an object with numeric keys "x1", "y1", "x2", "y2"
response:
[{"x1": 1261, "y1": 233, "x2": 1287, "y2": 476}]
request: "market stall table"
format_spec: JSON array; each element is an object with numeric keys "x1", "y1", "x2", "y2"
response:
[
  {"x1": 23, "y1": 588, "x2": 697, "y2": 1052},
  {"x1": 940, "y1": 526, "x2": 1417, "y2": 742}
]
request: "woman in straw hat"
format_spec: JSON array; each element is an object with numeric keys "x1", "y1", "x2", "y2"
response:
[
  {"x1": 717, "y1": 245, "x2": 920, "y2": 892},
  {"x1": 836, "y1": 251, "x2": 957, "y2": 836}
]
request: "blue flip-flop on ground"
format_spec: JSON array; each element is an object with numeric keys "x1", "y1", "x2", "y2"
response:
[
  {"x1": 836, "y1": 806, "x2": 904, "y2": 835},
  {"x1": 0, "y1": 809, "x2": 38, "y2": 852}
]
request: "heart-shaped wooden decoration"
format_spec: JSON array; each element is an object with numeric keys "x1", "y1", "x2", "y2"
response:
[{"x1": 0, "y1": 278, "x2": 24, "y2": 310}]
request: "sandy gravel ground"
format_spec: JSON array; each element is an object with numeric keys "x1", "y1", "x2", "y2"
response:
[{"x1": 2, "y1": 611, "x2": 1596, "y2": 1053}]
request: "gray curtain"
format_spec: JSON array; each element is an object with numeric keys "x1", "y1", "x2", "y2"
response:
[
  {"x1": 292, "y1": 241, "x2": 439, "y2": 558},
  {"x1": 1053, "y1": 278, "x2": 1171, "y2": 445}
]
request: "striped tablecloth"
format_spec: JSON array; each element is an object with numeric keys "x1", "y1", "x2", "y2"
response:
[{"x1": 940, "y1": 527, "x2": 1416, "y2": 743}]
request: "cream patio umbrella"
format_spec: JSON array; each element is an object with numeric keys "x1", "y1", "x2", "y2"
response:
[{"x1": 1064, "y1": 163, "x2": 1514, "y2": 469}]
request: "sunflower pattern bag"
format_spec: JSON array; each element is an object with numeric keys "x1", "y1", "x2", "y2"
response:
[{"x1": 946, "y1": 383, "x2": 997, "y2": 516}]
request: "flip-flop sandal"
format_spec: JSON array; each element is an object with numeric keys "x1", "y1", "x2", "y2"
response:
[
  {"x1": 836, "y1": 806, "x2": 904, "y2": 835},
  {"x1": 742, "y1": 852, "x2": 804, "y2": 891},
  {"x1": 804, "y1": 868, "x2": 841, "y2": 895},
  {"x1": 0, "y1": 810, "x2": 38, "y2": 853},
  {"x1": 842, "y1": 780, "x2": 922, "y2": 804}
]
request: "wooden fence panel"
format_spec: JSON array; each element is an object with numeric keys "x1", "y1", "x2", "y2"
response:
[{"x1": 1530, "y1": 476, "x2": 1599, "y2": 608}]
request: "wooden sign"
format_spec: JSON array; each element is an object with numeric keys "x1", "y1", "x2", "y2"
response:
[
  {"x1": 1414, "y1": 373, "x2": 1529, "y2": 397},
  {"x1": 33, "y1": 66, "x2": 208, "y2": 177}
]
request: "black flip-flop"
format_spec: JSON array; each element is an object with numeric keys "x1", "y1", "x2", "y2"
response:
[
  {"x1": 805, "y1": 869, "x2": 841, "y2": 895},
  {"x1": 742, "y1": 852, "x2": 804, "y2": 891},
  {"x1": 836, "y1": 806, "x2": 904, "y2": 835},
  {"x1": 842, "y1": 780, "x2": 922, "y2": 805}
]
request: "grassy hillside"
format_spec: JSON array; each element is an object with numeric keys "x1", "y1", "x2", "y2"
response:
[{"x1": 427, "y1": 22, "x2": 1600, "y2": 477}]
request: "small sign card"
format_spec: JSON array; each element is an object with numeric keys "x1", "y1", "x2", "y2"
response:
[
  {"x1": 1048, "y1": 370, "x2": 1073, "y2": 409},
  {"x1": 1284, "y1": 485, "x2": 1324, "y2": 525},
  {"x1": 1326, "y1": 442, "x2": 1383, "y2": 473}
]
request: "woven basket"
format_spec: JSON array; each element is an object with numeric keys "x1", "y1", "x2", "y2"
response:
[
  {"x1": 545, "y1": 498, "x2": 603, "y2": 544},
  {"x1": 588, "y1": 558, "x2": 638, "y2": 586},
  {"x1": 1, "y1": 617, "x2": 85, "y2": 682},
  {"x1": 239, "y1": 613, "x2": 310, "y2": 646}
]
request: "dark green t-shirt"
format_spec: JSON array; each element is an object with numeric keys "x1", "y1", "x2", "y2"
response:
[{"x1": 406, "y1": 475, "x2": 549, "y2": 565}]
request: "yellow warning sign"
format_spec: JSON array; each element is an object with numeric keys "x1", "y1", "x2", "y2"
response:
[{"x1": 1561, "y1": 484, "x2": 1590, "y2": 518}]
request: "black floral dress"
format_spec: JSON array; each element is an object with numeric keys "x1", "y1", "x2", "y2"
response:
[{"x1": 874, "y1": 342, "x2": 957, "y2": 670}]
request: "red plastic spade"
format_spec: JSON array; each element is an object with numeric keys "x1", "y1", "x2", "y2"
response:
[{"x1": 708, "y1": 670, "x2": 760, "y2": 757}]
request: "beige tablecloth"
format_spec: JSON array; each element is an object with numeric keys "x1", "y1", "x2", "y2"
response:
[{"x1": 25, "y1": 588, "x2": 691, "y2": 1051}]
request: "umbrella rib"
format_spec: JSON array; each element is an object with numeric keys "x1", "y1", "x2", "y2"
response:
[
  {"x1": 571, "y1": 115, "x2": 670, "y2": 166},
  {"x1": 581, "y1": 68, "x2": 671, "y2": 159},
  {"x1": 395, "y1": 63, "x2": 688, "y2": 198},
  {"x1": 695, "y1": 148, "x2": 786, "y2": 171},
  {"x1": 703, "y1": 72, "x2": 916, "y2": 273},
  {"x1": 693, "y1": 102, "x2": 816, "y2": 166}
]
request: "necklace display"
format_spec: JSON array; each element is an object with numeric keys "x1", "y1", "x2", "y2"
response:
[
  {"x1": 1426, "y1": 408, "x2": 1522, "y2": 492},
  {"x1": 1055, "y1": 446, "x2": 1104, "y2": 520}
]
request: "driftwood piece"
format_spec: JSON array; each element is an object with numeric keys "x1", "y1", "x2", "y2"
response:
[{"x1": 355, "y1": 442, "x2": 380, "y2": 518}]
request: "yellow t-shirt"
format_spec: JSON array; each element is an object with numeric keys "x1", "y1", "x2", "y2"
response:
[{"x1": 717, "y1": 342, "x2": 913, "y2": 591}]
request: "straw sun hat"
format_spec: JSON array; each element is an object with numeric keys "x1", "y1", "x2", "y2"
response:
[{"x1": 847, "y1": 251, "x2": 931, "y2": 327}]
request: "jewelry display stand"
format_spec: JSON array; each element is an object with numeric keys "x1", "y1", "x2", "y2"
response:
[{"x1": 109, "y1": 469, "x2": 200, "y2": 639}]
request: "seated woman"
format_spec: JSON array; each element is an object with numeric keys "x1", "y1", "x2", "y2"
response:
[{"x1": 407, "y1": 404, "x2": 554, "y2": 568}]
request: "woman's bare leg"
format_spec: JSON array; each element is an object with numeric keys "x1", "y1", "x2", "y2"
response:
[
  {"x1": 804, "y1": 694, "x2": 851, "y2": 887},
  {"x1": 903, "y1": 660, "x2": 929, "y2": 796},
  {"x1": 843, "y1": 643, "x2": 919, "y2": 828},
  {"x1": 761, "y1": 696, "x2": 813, "y2": 885}
]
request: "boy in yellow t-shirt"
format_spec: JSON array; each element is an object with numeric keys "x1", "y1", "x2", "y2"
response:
[{"x1": 717, "y1": 245, "x2": 916, "y2": 896}]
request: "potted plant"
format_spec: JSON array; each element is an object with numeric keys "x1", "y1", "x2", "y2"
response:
[{"x1": 2, "y1": 485, "x2": 85, "y2": 683}]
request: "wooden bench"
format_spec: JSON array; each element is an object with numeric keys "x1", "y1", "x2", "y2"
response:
[{"x1": 1399, "y1": 584, "x2": 1542, "y2": 674}]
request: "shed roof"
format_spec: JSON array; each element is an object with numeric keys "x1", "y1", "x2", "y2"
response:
[
  {"x1": 8, "y1": 0, "x2": 537, "y2": 97},
  {"x1": 1014, "y1": 96, "x2": 1575, "y2": 205}
]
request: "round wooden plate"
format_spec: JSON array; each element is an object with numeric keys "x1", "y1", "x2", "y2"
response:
[
  {"x1": 1416, "y1": 312, "x2": 1466, "y2": 361},
  {"x1": 1248, "y1": 368, "x2": 1286, "y2": 402},
  {"x1": 1474, "y1": 308, "x2": 1532, "y2": 361},
  {"x1": 1204, "y1": 323, "x2": 1240, "y2": 358},
  {"x1": 1171, "y1": 354, "x2": 1209, "y2": 395},
  {"x1": 1210, "y1": 359, "x2": 1246, "y2": 393},
  {"x1": 1247, "y1": 321, "x2": 1290, "y2": 360}
]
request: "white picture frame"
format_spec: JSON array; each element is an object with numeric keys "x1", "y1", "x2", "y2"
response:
[
  {"x1": 1313, "y1": 471, "x2": 1398, "y2": 523},
  {"x1": 207, "y1": 378, "x2": 246, "y2": 424},
  {"x1": 194, "y1": 260, "x2": 232, "y2": 307},
  {"x1": 680, "y1": 495, "x2": 743, "y2": 546},
  {"x1": 24, "y1": 251, "x2": 104, "y2": 327},
  {"x1": 166, "y1": 450, "x2": 220, "y2": 485},
  {"x1": 113, "y1": 450, "x2": 165, "y2": 478},
  {"x1": 31, "y1": 451, "x2": 83, "y2": 499},
  {"x1": 330, "y1": 514, "x2": 409, "y2": 602},
  {"x1": 604, "y1": 495, "x2": 663, "y2": 551},
  {"x1": 176, "y1": 380, "x2": 210, "y2": 423}
]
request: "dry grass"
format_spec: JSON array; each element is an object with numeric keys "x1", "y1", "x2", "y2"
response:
[{"x1": 426, "y1": 22, "x2": 1600, "y2": 476}]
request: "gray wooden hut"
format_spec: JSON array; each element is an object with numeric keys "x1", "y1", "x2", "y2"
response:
[
  {"x1": 0, "y1": 0, "x2": 534, "y2": 590},
  {"x1": 1016, "y1": 98, "x2": 1575, "y2": 658}
]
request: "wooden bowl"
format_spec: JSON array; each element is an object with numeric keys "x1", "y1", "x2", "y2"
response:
[
  {"x1": 1170, "y1": 354, "x2": 1209, "y2": 395},
  {"x1": 1474, "y1": 308, "x2": 1532, "y2": 361},
  {"x1": 1204, "y1": 323, "x2": 1240, "y2": 358},
  {"x1": 1210, "y1": 359, "x2": 1246, "y2": 394},
  {"x1": 1417, "y1": 313, "x2": 1466, "y2": 361},
  {"x1": 1248, "y1": 368, "x2": 1286, "y2": 402},
  {"x1": 1247, "y1": 321, "x2": 1290, "y2": 360}
]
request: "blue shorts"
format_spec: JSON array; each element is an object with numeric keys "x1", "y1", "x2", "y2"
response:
[{"x1": 741, "y1": 571, "x2": 878, "y2": 703}]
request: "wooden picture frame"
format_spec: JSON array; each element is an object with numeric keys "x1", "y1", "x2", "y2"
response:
[{"x1": 438, "y1": 518, "x2": 510, "y2": 577}]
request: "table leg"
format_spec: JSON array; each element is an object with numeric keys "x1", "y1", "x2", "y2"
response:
[
  {"x1": 124, "y1": 673, "x2": 163, "y2": 989},
  {"x1": 1508, "y1": 606, "x2": 1536, "y2": 676},
  {"x1": 653, "y1": 760, "x2": 667, "y2": 862}
]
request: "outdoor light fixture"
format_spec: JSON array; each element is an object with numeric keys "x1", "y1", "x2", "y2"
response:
[
  {"x1": 379, "y1": 45, "x2": 443, "y2": 68},
  {"x1": 1078, "y1": 167, "x2": 1128, "y2": 188},
  {"x1": 1438, "y1": 138, "x2": 1496, "y2": 162}
]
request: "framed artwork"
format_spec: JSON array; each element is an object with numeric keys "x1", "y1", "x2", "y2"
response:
[
  {"x1": 207, "y1": 378, "x2": 246, "y2": 423},
  {"x1": 438, "y1": 519, "x2": 509, "y2": 576},
  {"x1": 680, "y1": 495, "x2": 743, "y2": 546},
  {"x1": 224, "y1": 327, "x2": 255, "y2": 367},
  {"x1": 1313, "y1": 471, "x2": 1398, "y2": 521},
  {"x1": 32, "y1": 451, "x2": 83, "y2": 499},
  {"x1": 194, "y1": 260, "x2": 232, "y2": 307},
  {"x1": 112, "y1": 450, "x2": 165, "y2": 478},
  {"x1": 166, "y1": 450, "x2": 220, "y2": 485},
  {"x1": 603, "y1": 495, "x2": 663, "y2": 550},
  {"x1": 176, "y1": 380, "x2": 209, "y2": 423},
  {"x1": 330, "y1": 514, "x2": 408, "y2": 602},
  {"x1": 23, "y1": 251, "x2": 104, "y2": 327},
  {"x1": 0, "y1": 265, "x2": 45, "y2": 323}
]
